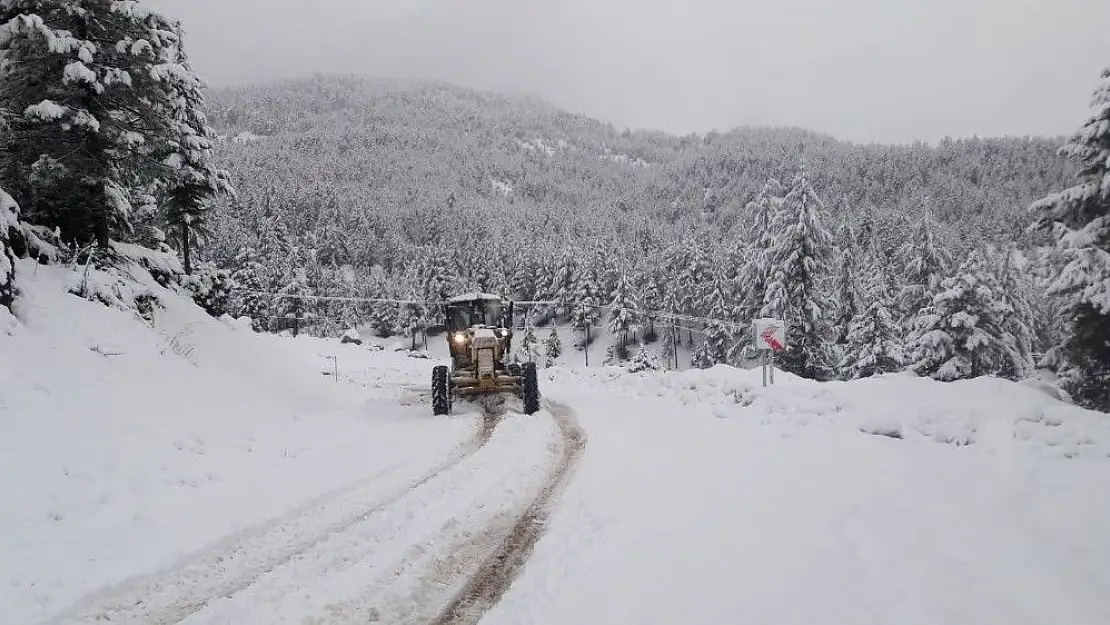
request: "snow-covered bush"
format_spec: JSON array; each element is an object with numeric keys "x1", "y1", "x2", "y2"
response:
[
  {"x1": 13, "y1": 222, "x2": 61, "y2": 265},
  {"x1": 627, "y1": 344, "x2": 662, "y2": 373},
  {"x1": 67, "y1": 264, "x2": 161, "y2": 323},
  {"x1": 112, "y1": 242, "x2": 184, "y2": 288},
  {"x1": 181, "y1": 263, "x2": 237, "y2": 318}
]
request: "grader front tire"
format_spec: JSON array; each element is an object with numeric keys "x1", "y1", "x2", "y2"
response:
[
  {"x1": 521, "y1": 362, "x2": 540, "y2": 415},
  {"x1": 432, "y1": 365, "x2": 451, "y2": 415}
]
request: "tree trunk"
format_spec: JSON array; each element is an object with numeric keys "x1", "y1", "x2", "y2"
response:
[
  {"x1": 94, "y1": 214, "x2": 110, "y2": 249},
  {"x1": 182, "y1": 223, "x2": 192, "y2": 275}
]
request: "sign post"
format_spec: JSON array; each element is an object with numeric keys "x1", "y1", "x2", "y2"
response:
[{"x1": 753, "y1": 318, "x2": 786, "y2": 386}]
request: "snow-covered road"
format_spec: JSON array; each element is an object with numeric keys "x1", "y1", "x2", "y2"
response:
[{"x1": 42, "y1": 399, "x2": 582, "y2": 625}]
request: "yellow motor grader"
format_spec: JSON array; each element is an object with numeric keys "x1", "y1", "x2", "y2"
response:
[{"x1": 432, "y1": 293, "x2": 539, "y2": 415}]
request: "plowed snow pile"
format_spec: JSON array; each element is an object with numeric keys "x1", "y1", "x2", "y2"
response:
[{"x1": 485, "y1": 364, "x2": 1110, "y2": 625}]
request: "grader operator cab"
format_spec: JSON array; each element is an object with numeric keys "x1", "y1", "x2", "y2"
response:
[{"x1": 431, "y1": 293, "x2": 540, "y2": 416}]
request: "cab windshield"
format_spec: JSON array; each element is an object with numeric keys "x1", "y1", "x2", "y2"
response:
[{"x1": 446, "y1": 299, "x2": 504, "y2": 332}]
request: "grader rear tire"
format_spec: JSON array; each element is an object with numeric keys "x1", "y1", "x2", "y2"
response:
[
  {"x1": 521, "y1": 362, "x2": 540, "y2": 415},
  {"x1": 432, "y1": 365, "x2": 451, "y2": 415}
]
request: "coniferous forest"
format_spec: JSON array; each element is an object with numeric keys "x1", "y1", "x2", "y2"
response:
[{"x1": 1, "y1": 3, "x2": 1108, "y2": 410}]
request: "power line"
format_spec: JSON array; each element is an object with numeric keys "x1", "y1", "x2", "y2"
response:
[{"x1": 230, "y1": 289, "x2": 757, "y2": 334}]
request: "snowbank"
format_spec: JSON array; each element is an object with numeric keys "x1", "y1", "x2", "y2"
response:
[
  {"x1": 0, "y1": 259, "x2": 470, "y2": 623},
  {"x1": 647, "y1": 365, "x2": 1110, "y2": 458},
  {"x1": 485, "y1": 363, "x2": 1110, "y2": 625}
]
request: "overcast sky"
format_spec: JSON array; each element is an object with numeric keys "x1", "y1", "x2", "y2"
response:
[{"x1": 147, "y1": 0, "x2": 1110, "y2": 144}]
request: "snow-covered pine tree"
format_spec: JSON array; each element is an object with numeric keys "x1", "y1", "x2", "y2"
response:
[
  {"x1": 734, "y1": 178, "x2": 785, "y2": 323},
  {"x1": 838, "y1": 260, "x2": 904, "y2": 379},
  {"x1": 508, "y1": 251, "x2": 535, "y2": 302},
  {"x1": 832, "y1": 232, "x2": 862, "y2": 345},
  {"x1": 1, "y1": 186, "x2": 19, "y2": 311},
  {"x1": 257, "y1": 215, "x2": 292, "y2": 293},
  {"x1": 898, "y1": 208, "x2": 953, "y2": 331},
  {"x1": 543, "y1": 326, "x2": 562, "y2": 367},
  {"x1": 606, "y1": 270, "x2": 641, "y2": 360},
  {"x1": 570, "y1": 262, "x2": 601, "y2": 349},
  {"x1": 906, "y1": 249, "x2": 1025, "y2": 381},
  {"x1": 639, "y1": 266, "x2": 663, "y2": 342},
  {"x1": 369, "y1": 299, "x2": 398, "y2": 338},
  {"x1": 691, "y1": 274, "x2": 733, "y2": 368},
  {"x1": 158, "y1": 46, "x2": 233, "y2": 275},
  {"x1": 519, "y1": 321, "x2": 538, "y2": 363},
  {"x1": 678, "y1": 241, "x2": 712, "y2": 321},
  {"x1": 547, "y1": 251, "x2": 575, "y2": 320},
  {"x1": 660, "y1": 317, "x2": 677, "y2": 369},
  {"x1": 1030, "y1": 66, "x2": 1110, "y2": 410},
  {"x1": 1025, "y1": 247, "x2": 1069, "y2": 360},
  {"x1": 746, "y1": 177, "x2": 785, "y2": 251},
  {"x1": 275, "y1": 254, "x2": 313, "y2": 336},
  {"x1": 990, "y1": 245, "x2": 1037, "y2": 378},
  {"x1": 396, "y1": 288, "x2": 427, "y2": 351},
  {"x1": 627, "y1": 342, "x2": 661, "y2": 373},
  {"x1": 760, "y1": 169, "x2": 836, "y2": 380},
  {"x1": 0, "y1": 1, "x2": 215, "y2": 248},
  {"x1": 229, "y1": 247, "x2": 270, "y2": 330}
]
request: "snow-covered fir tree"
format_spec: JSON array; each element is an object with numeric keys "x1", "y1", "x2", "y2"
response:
[
  {"x1": 627, "y1": 342, "x2": 661, "y2": 373},
  {"x1": 1, "y1": 187, "x2": 18, "y2": 312},
  {"x1": 740, "y1": 177, "x2": 785, "y2": 318},
  {"x1": 158, "y1": 57, "x2": 234, "y2": 275},
  {"x1": 831, "y1": 238, "x2": 863, "y2": 345},
  {"x1": 543, "y1": 326, "x2": 562, "y2": 367},
  {"x1": 660, "y1": 319, "x2": 677, "y2": 369},
  {"x1": 838, "y1": 260, "x2": 904, "y2": 379},
  {"x1": 0, "y1": 1, "x2": 217, "y2": 248},
  {"x1": 228, "y1": 247, "x2": 269, "y2": 328},
  {"x1": 760, "y1": 169, "x2": 836, "y2": 380},
  {"x1": 606, "y1": 270, "x2": 641, "y2": 360},
  {"x1": 1030, "y1": 66, "x2": 1110, "y2": 410},
  {"x1": 678, "y1": 241, "x2": 712, "y2": 328},
  {"x1": 691, "y1": 275, "x2": 734, "y2": 368},
  {"x1": 897, "y1": 208, "x2": 953, "y2": 330},
  {"x1": 571, "y1": 262, "x2": 601, "y2": 348},
  {"x1": 275, "y1": 261, "x2": 313, "y2": 336},
  {"x1": 370, "y1": 302, "x2": 398, "y2": 338},
  {"x1": 547, "y1": 251, "x2": 576, "y2": 320},
  {"x1": 990, "y1": 246, "x2": 1037, "y2": 378},
  {"x1": 906, "y1": 250, "x2": 1026, "y2": 381},
  {"x1": 639, "y1": 267, "x2": 663, "y2": 342},
  {"x1": 519, "y1": 321, "x2": 538, "y2": 363},
  {"x1": 396, "y1": 293, "x2": 427, "y2": 351}
]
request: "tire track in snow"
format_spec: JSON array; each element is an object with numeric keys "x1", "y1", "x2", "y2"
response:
[
  {"x1": 43, "y1": 410, "x2": 499, "y2": 625},
  {"x1": 430, "y1": 399, "x2": 587, "y2": 625}
]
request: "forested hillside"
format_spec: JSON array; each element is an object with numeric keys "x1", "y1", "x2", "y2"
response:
[
  {"x1": 202, "y1": 75, "x2": 1073, "y2": 276},
  {"x1": 195, "y1": 76, "x2": 1091, "y2": 388}
]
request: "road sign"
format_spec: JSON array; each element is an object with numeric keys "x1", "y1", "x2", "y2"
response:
[{"x1": 753, "y1": 318, "x2": 786, "y2": 351}]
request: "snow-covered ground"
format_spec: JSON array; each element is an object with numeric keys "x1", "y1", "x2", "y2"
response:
[
  {"x1": 3, "y1": 260, "x2": 1109, "y2": 624},
  {"x1": 488, "y1": 366, "x2": 1110, "y2": 625}
]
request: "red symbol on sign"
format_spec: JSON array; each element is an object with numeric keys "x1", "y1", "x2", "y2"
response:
[{"x1": 760, "y1": 326, "x2": 784, "y2": 351}]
